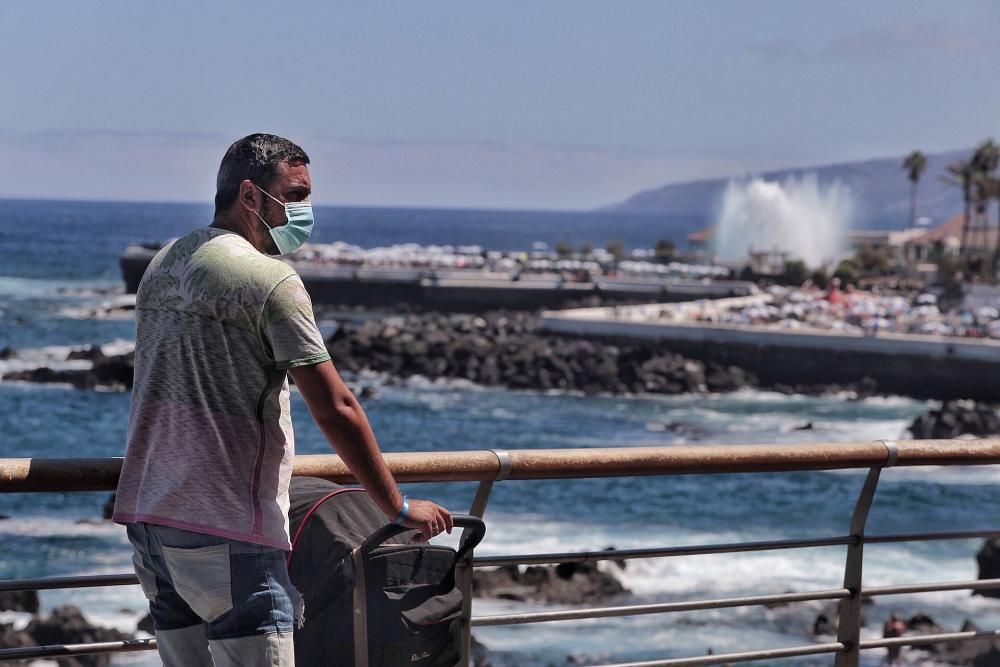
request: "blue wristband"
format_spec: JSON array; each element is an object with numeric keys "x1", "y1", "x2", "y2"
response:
[{"x1": 392, "y1": 496, "x2": 410, "y2": 526}]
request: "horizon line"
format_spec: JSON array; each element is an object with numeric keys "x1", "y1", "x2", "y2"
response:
[{"x1": 0, "y1": 194, "x2": 675, "y2": 217}]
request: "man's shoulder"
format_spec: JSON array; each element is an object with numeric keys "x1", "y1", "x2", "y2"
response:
[
  {"x1": 195, "y1": 229, "x2": 298, "y2": 288},
  {"x1": 138, "y1": 228, "x2": 298, "y2": 310}
]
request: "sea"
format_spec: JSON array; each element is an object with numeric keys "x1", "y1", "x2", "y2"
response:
[{"x1": 1, "y1": 198, "x2": 999, "y2": 666}]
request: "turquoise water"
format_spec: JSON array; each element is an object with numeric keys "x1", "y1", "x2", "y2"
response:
[{"x1": 1, "y1": 199, "x2": 998, "y2": 665}]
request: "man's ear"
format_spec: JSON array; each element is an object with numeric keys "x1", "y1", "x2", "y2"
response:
[{"x1": 239, "y1": 180, "x2": 260, "y2": 212}]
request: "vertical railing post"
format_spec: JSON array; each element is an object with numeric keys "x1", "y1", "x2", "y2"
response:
[
  {"x1": 459, "y1": 449, "x2": 511, "y2": 667},
  {"x1": 834, "y1": 441, "x2": 896, "y2": 667}
]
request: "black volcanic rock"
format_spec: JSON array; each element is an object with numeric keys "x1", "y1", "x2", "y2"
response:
[
  {"x1": 1, "y1": 367, "x2": 97, "y2": 390},
  {"x1": 909, "y1": 401, "x2": 1000, "y2": 439},
  {"x1": 102, "y1": 494, "x2": 116, "y2": 521},
  {"x1": 25, "y1": 605, "x2": 130, "y2": 667},
  {"x1": 976, "y1": 539, "x2": 1000, "y2": 599},
  {"x1": 0, "y1": 622, "x2": 35, "y2": 664},
  {"x1": 473, "y1": 562, "x2": 628, "y2": 605},
  {"x1": 1, "y1": 352, "x2": 134, "y2": 391},
  {"x1": 91, "y1": 352, "x2": 135, "y2": 389},
  {"x1": 326, "y1": 311, "x2": 756, "y2": 397},
  {"x1": 66, "y1": 346, "x2": 107, "y2": 363},
  {"x1": 0, "y1": 591, "x2": 39, "y2": 614}
]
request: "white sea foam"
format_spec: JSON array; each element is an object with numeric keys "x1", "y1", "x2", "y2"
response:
[
  {"x1": 470, "y1": 513, "x2": 987, "y2": 607},
  {"x1": 0, "y1": 276, "x2": 118, "y2": 299},
  {"x1": 0, "y1": 345, "x2": 92, "y2": 375},
  {"x1": 0, "y1": 340, "x2": 135, "y2": 378},
  {"x1": 464, "y1": 511, "x2": 1000, "y2": 664},
  {"x1": 101, "y1": 339, "x2": 135, "y2": 357},
  {"x1": 58, "y1": 295, "x2": 136, "y2": 320},
  {"x1": 0, "y1": 610, "x2": 33, "y2": 631},
  {"x1": 873, "y1": 464, "x2": 1000, "y2": 485},
  {"x1": 0, "y1": 516, "x2": 124, "y2": 540},
  {"x1": 862, "y1": 395, "x2": 923, "y2": 407}
]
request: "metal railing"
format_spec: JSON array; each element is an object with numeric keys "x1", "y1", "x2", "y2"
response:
[{"x1": 2, "y1": 438, "x2": 1000, "y2": 666}]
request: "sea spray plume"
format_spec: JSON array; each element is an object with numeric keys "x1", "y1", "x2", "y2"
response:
[{"x1": 713, "y1": 174, "x2": 855, "y2": 268}]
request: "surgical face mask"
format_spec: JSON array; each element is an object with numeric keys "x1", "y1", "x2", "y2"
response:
[{"x1": 253, "y1": 184, "x2": 314, "y2": 256}]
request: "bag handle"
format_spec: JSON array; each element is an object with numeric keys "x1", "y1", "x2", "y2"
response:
[{"x1": 361, "y1": 514, "x2": 486, "y2": 563}]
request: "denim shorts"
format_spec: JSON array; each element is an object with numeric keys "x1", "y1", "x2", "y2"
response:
[{"x1": 126, "y1": 522, "x2": 302, "y2": 641}]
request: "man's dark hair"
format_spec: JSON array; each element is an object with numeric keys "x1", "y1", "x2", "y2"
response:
[{"x1": 214, "y1": 133, "x2": 310, "y2": 212}]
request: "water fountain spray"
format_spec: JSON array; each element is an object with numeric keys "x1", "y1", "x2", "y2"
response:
[{"x1": 713, "y1": 174, "x2": 855, "y2": 269}]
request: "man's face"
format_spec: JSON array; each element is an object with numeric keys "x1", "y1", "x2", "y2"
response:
[{"x1": 257, "y1": 161, "x2": 312, "y2": 254}]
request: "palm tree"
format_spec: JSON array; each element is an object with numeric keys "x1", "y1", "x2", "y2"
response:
[
  {"x1": 902, "y1": 151, "x2": 927, "y2": 228},
  {"x1": 971, "y1": 140, "x2": 1000, "y2": 276},
  {"x1": 945, "y1": 159, "x2": 975, "y2": 264},
  {"x1": 989, "y1": 176, "x2": 1000, "y2": 277}
]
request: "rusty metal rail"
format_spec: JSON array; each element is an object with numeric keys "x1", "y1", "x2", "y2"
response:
[
  {"x1": 2, "y1": 439, "x2": 1000, "y2": 666},
  {"x1": 3, "y1": 439, "x2": 1000, "y2": 492}
]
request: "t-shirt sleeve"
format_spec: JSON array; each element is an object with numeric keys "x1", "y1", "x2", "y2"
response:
[{"x1": 261, "y1": 274, "x2": 331, "y2": 370}]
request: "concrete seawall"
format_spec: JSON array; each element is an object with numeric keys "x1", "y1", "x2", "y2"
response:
[
  {"x1": 541, "y1": 305, "x2": 1000, "y2": 400},
  {"x1": 121, "y1": 248, "x2": 755, "y2": 311}
]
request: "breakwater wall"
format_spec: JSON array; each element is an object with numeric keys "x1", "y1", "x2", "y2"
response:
[
  {"x1": 325, "y1": 311, "x2": 755, "y2": 396},
  {"x1": 541, "y1": 306, "x2": 1000, "y2": 401},
  {"x1": 121, "y1": 248, "x2": 754, "y2": 311}
]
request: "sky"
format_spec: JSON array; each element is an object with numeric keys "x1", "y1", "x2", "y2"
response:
[{"x1": 1, "y1": 1, "x2": 999, "y2": 210}]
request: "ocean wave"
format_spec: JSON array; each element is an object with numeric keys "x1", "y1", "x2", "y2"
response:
[
  {"x1": 0, "y1": 275, "x2": 119, "y2": 299},
  {"x1": 0, "y1": 610, "x2": 33, "y2": 631},
  {"x1": 58, "y1": 294, "x2": 136, "y2": 320},
  {"x1": 0, "y1": 346, "x2": 94, "y2": 375},
  {"x1": 0, "y1": 515, "x2": 124, "y2": 540},
  {"x1": 0, "y1": 340, "x2": 134, "y2": 377},
  {"x1": 469, "y1": 513, "x2": 979, "y2": 597}
]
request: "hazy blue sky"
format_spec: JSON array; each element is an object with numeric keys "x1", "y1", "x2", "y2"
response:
[{"x1": 2, "y1": 1, "x2": 999, "y2": 209}]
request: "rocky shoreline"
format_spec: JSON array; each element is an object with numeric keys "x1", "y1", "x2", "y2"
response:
[
  {"x1": 908, "y1": 400, "x2": 1000, "y2": 439},
  {"x1": 1, "y1": 345, "x2": 134, "y2": 391},
  {"x1": 6, "y1": 313, "x2": 1000, "y2": 422},
  {"x1": 0, "y1": 598, "x2": 131, "y2": 667},
  {"x1": 326, "y1": 311, "x2": 757, "y2": 395},
  {"x1": 5, "y1": 497, "x2": 1000, "y2": 666}
]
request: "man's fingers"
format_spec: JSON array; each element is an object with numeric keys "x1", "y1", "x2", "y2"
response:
[
  {"x1": 442, "y1": 508, "x2": 454, "y2": 534},
  {"x1": 401, "y1": 500, "x2": 451, "y2": 540}
]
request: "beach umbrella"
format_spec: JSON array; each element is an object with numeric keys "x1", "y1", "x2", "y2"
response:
[{"x1": 918, "y1": 321, "x2": 950, "y2": 335}]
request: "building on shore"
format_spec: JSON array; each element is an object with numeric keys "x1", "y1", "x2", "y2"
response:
[{"x1": 686, "y1": 214, "x2": 992, "y2": 283}]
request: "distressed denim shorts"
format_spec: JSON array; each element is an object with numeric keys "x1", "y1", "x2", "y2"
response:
[{"x1": 126, "y1": 522, "x2": 302, "y2": 640}]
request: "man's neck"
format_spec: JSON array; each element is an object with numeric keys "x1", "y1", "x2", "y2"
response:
[
  {"x1": 211, "y1": 212, "x2": 259, "y2": 245},
  {"x1": 212, "y1": 208, "x2": 269, "y2": 254}
]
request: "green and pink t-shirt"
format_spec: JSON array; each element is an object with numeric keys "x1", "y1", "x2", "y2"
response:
[{"x1": 113, "y1": 227, "x2": 330, "y2": 549}]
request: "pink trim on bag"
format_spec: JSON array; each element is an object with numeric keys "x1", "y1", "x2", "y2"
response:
[{"x1": 287, "y1": 488, "x2": 368, "y2": 566}]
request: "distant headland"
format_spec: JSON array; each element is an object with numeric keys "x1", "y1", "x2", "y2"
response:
[{"x1": 605, "y1": 148, "x2": 968, "y2": 229}]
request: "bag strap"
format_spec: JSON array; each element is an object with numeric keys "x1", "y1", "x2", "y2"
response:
[
  {"x1": 286, "y1": 487, "x2": 367, "y2": 566},
  {"x1": 351, "y1": 546, "x2": 369, "y2": 667}
]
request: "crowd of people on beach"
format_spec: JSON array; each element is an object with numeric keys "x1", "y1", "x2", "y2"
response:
[
  {"x1": 289, "y1": 241, "x2": 729, "y2": 281},
  {"x1": 690, "y1": 280, "x2": 1000, "y2": 340}
]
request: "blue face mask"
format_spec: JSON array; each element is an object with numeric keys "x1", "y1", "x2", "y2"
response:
[{"x1": 253, "y1": 184, "x2": 314, "y2": 256}]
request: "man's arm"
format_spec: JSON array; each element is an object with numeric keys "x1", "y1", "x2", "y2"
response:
[{"x1": 289, "y1": 360, "x2": 452, "y2": 540}]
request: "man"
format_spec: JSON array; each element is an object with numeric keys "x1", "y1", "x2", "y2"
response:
[{"x1": 113, "y1": 133, "x2": 452, "y2": 666}]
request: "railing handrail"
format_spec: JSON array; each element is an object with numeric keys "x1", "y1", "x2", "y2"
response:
[
  {"x1": 3, "y1": 438, "x2": 1000, "y2": 492},
  {"x1": 4, "y1": 439, "x2": 1000, "y2": 666}
]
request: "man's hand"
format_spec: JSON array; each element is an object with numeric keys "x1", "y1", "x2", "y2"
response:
[
  {"x1": 290, "y1": 361, "x2": 453, "y2": 541},
  {"x1": 402, "y1": 499, "x2": 453, "y2": 543}
]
